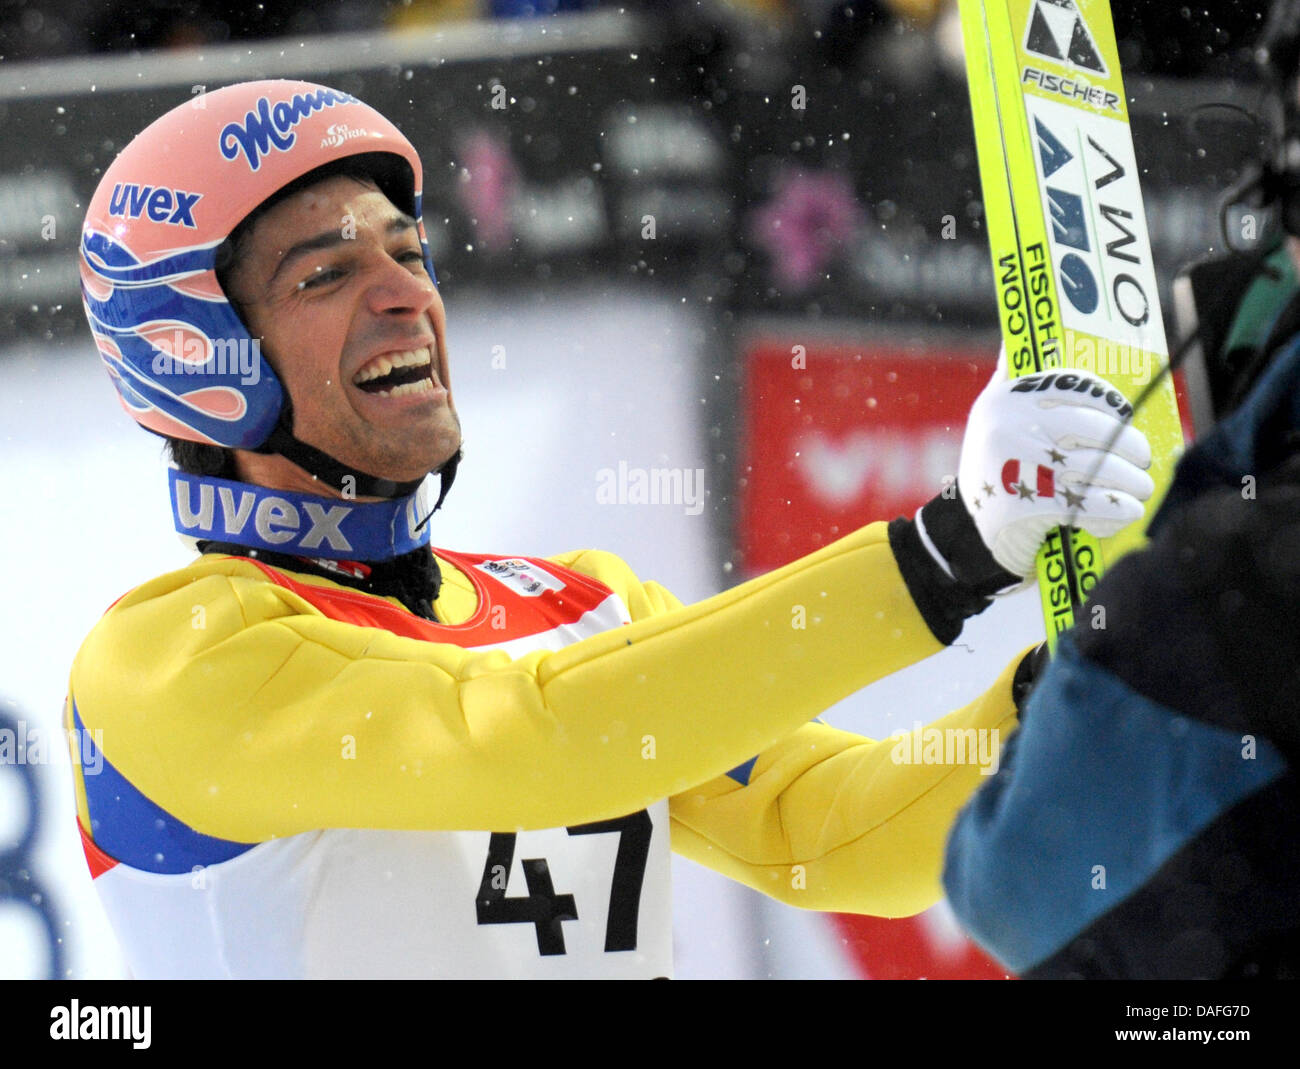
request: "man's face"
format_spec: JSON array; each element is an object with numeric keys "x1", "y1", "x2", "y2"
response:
[{"x1": 225, "y1": 175, "x2": 461, "y2": 485}]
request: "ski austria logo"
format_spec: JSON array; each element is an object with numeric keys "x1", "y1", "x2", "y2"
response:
[
  {"x1": 220, "y1": 88, "x2": 359, "y2": 171},
  {"x1": 320, "y1": 123, "x2": 370, "y2": 149},
  {"x1": 1026, "y1": 96, "x2": 1166, "y2": 355},
  {"x1": 1023, "y1": 0, "x2": 1107, "y2": 76}
]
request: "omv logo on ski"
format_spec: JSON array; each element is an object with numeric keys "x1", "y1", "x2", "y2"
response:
[
  {"x1": 108, "y1": 184, "x2": 202, "y2": 228},
  {"x1": 220, "y1": 88, "x2": 359, "y2": 171},
  {"x1": 1031, "y1": 100, "x2": 1161, "y2": 350},
  {"x1": 1024, "y1": 0, "x2": 1107, "y2": 76}
]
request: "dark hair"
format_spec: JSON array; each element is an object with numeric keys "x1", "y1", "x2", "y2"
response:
[
  {"x1": 166, "y1": 436, "x2": 238, "y2": 477},
  {"x1": 166, "y1": 152, "x2": 416, "y2": 476}
]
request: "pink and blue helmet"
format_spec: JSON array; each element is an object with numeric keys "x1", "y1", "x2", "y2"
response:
[{"x1": 80, "y1": 79, "x2": 438, "y2": 459}]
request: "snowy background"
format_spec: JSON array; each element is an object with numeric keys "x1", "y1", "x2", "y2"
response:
[
  {"x1": 9, "y1": 0, "x2": 1241, "y2": 980},
  {"x1": 0, "y1": 283, "x2": 1042, "y2": 978}
]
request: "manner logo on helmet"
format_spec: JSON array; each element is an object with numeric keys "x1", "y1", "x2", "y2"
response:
[
  {"x1": 107, "y1": 183, "x2": 202, "y2": 228},
  {"x1": 1023, "y1": 0, "x2": 1108, "y2": 76},
  {"x1": 220, "y1": 88, "x2": 360, "y2": 172}
]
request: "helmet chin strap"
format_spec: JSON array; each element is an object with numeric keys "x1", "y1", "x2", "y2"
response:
[
  {"x1": 259, "y1": 411, "x2": 459, "y2": 509},
  {"x1": 428, "y1": 445, "x2": 460, "y2": 513}
]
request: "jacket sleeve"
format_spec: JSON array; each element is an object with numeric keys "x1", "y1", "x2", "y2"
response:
[
  {"x1": 943, "y1": 636, "x2": 1291, "y2": 977},
  {"x1": 70, "y1": 522, "x2": 945, "y2": 843},
  {"x1": 669, "y1": 654, "x2": 1023, "y2": 918},
  {"x1": 562, "y1": 549, "x2": 1025, "y2": 918}
]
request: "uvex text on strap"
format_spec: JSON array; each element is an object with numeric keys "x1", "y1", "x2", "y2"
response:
[{"x1": 169, "y1": 469, "x2": 431, "y2": 561}]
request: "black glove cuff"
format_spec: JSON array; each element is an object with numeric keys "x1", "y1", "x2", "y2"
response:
[
  {"x1": 919, "y1": 488, "x2": 1022, "y2": 597},
  {"x1": 889, "y1": 511, "x2": 996, "y2": 646}
]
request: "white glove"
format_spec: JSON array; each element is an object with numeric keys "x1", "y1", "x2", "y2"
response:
[{"x1": 956, "y1": 352, "x2": 1155, "y2": 578}]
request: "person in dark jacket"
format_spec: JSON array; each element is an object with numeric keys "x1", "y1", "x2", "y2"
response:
[{"x1": 943, "y1": 222, "x2": 1300, "y2": 979}]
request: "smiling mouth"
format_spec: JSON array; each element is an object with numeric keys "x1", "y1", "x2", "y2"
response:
[{"x1": 352, "y1": 346, "x2": 437, "y2": 398}]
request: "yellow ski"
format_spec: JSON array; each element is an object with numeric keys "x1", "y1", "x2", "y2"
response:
[{"x1": 957, "y1": 0, "x2": 1185, "y2": 647}]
